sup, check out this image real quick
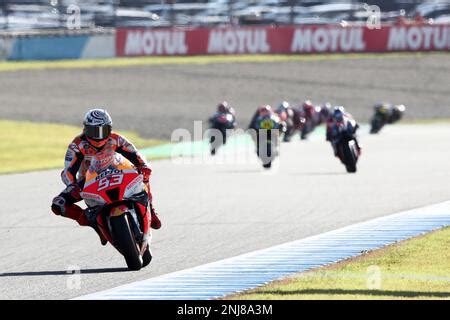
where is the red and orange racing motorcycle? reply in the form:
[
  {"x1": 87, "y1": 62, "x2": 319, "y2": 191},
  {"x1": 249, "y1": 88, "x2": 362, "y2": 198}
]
[{"x1": 81, "y1": 154, "x2": 152, "y2": 270}]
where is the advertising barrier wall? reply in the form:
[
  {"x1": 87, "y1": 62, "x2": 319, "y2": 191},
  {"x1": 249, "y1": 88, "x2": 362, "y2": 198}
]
[
  {"x1": 0, "y1": 23, "x2": 448, "y2": 61},
  {"x1": 116, "y1": 24, "x2": 450, "y2": 57},
  {"x1": 0, "y1": 33, "x2": 115, "y2": 60}
]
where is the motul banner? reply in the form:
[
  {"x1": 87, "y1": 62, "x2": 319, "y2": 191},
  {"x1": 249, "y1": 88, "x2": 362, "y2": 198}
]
[{"x1": 116, "y1": 24, "x2": 450, "y2": 57}]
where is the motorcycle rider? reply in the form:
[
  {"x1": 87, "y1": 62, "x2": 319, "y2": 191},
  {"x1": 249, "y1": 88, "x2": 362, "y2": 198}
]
[
  {"x1": 51, "y1": 109, "x2": 162, "y2": 246},
  {"x1": 209, "y1": 101, "x2": 237, "y2": 127},
  {"x1": 220, "y1": 101, "x2": 236, "y2": 117},
  {"x1": 275, "y1": 101, "x2": 294, "y2": 141},
  {"x1": 248, "y1": 105, "x2": 283, "y2": 153},
  {"x1": 275, "y1": 101, "x2": 291, "y2": 122},
  {"x1": 248, "y1": 105, "x2": 279, "y2": 131},
  {"x1": 299, "y1": 100, "x2": 320, "y2": 139},
  {"x1": 326, "y1": 106, "x2": 361, "y2": 157},
  {"x1": 302, "y1": 100, "x2": 316, "y2": 121},
  {"x1": 373, "y1": 102, "x2": 406, "y2": 124},
  {"x1": 370, "y1": 102, "x2": 406, "y2": 134},
  {"x1": 318, "y1": 102, "x2": 332, "y2": 125},
  {"x1": 209, "y1": 101, "x2": 237, "y2": 155}
]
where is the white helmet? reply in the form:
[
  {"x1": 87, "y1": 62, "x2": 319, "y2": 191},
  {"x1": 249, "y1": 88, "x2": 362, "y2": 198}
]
[{"x1": 83, "y1": 109, "x2": 113, "y2": 146}]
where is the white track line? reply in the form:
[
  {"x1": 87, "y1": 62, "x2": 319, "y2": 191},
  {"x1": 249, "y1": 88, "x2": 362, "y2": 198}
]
[{"x1": 75, "y1": 201, "x2": 450, "y2": 300}]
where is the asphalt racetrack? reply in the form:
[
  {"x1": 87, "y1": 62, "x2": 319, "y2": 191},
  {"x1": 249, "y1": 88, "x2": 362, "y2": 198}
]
[
  {"x1": 0, "y1": 53, "x2": 449, "y2": 139},
  {"x1": 1, "y1": 124, "x2": 450, "y2": 299},
  {"x1": 0, "y1": 54, "x2": 449, "y2": 299}
]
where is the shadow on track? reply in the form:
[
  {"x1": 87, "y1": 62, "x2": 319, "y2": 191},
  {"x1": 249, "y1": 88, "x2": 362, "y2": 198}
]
[
  {"x1": 0, "y1": 267, "x2": 128, "y2": 277},
  {"x1": 258, "y1": 288, "x2": 450, "y2": 298}
]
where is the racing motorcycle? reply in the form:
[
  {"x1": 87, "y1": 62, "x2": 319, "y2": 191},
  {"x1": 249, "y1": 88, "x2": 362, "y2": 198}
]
[
  {"x1": 81, "y1": 153, "x2": 152, "y2": 270},
  {"x1": 300, "y1": 106, "x2": 321, "y2": 140},
  {"x1": 209, "y1": 112, "x2": 236, "y2": 155},
  {"x1": 253, "y1": 115, "x2": 281, "y2": 169},
  {"x1": 370, "y1": 104, "x2": 406, "y2": 134},
  {"x1": 330, "y1": 121, "x2": 360, "y2": 173},
  {"x1": 275, "y1": 105, "x2": 295, "y2": 142},
  {"x1": 370, "y1": 106, "x2": 391, "y2": 134}
]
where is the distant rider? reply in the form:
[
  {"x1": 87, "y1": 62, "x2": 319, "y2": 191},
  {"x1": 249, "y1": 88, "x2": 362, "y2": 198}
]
[
  {"x1": 299, "y1": 100, "x2": 320, "y2": 139},
  {"x1": 302, "y1": 100, "x2": 317, "y2": 122},
  {"x1": 248, "y1": 105, "x2": 281, "y2": 131},
  {"x1": 209, "y1": 101, "x2": 237, "y2": 128},
  {"x1": 326, "y1": 106, "x2": 361, "y2": 157},
  {"x1": 318, "y1": 102, "x2": 332, "y2": 125},
  {"x1": 275, "y1": 101, "x2": 294, "y2": 141},
  {"x1": 208, "y1": 101, "x2": 237, "y2": 155},
  {"x1": 373, "y1": 102, "x2": 406, "y2": 124},
  {"x1": 248, "y1": 104, "x2": 283, "y2": 143},
  {"x1": 51, "y1": 109, "x2": 162, "y2": 245}
]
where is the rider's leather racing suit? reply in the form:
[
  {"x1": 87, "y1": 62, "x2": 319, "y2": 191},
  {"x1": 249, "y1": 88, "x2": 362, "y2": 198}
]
[
  {"x1": 51, "y1": 132, "x2": 157, "y2": 232},
  {"x1": 326, "y1": 114, "x2": 361, "y2": 156}
]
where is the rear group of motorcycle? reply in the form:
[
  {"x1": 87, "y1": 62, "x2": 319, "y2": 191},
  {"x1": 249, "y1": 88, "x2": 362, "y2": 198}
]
[{"x1": 208, "y1": 102, "x2": 406, "y2": 173}]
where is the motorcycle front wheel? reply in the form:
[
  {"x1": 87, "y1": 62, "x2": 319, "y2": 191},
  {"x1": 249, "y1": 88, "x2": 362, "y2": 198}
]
[
  {"x1": 342, "y1": 141, "x2": 357, "y2": 173},
  {"x1": 370, "y1": 116, "x2": 384, "y2": 134},
  {"x1": 110, "y1": 214, "x2": 143, "y2": 271}
]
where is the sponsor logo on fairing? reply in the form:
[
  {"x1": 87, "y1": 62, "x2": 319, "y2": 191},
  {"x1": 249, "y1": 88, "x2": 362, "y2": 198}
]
[
  {"x1": 124, "y1": 175, "x2": 144, "y2": 198},
  {"x1": 95, "y1": 168, "x2": 123, "y2": 181},
  {"x1": 80, "y1": 192, "x2": 105, "y2": 203}
]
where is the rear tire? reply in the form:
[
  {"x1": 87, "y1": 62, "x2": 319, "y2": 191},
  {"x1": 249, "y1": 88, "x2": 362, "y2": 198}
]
[{"x1": 110, "y1": 215, "x2": 142, "y2": 271}]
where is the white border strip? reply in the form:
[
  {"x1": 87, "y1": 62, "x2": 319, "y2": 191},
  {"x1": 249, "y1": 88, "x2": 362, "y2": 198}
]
[{"x1": 75, "y1": 201, "x2": 450, "y2": 300}]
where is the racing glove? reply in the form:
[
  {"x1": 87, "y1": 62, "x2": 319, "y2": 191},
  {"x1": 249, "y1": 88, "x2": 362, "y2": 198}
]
[
  {"x1": 138, "y1": 166, "x2": 152, "y2": 184},
  {"x1": 68, "y1": 183, "x2": 82, "y2": 200}
]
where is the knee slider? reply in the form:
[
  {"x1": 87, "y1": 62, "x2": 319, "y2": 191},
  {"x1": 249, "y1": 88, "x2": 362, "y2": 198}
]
[{"x1": 51, "y1": 196, "x2": 66, "y2": 216}]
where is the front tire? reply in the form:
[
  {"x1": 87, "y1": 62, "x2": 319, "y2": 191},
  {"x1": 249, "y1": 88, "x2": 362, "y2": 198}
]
[
  {"x1": 110, "y1": 214, "x2": 143, "y2": 271},
  {"x1": 370, "y1": 116, "x2": 384, "y2": 134},
  {"x1": 209, "y1": 125, "x2": 226, "y2": 156},
  {"x1": 263, "y1": 161, "x2": 272, "y2": 169},
  {"x1": 342, "y1": 141, "x2": 357, "y2": 173}
]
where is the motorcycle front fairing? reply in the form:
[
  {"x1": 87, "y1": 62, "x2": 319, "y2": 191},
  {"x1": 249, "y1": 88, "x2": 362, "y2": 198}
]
[
  {"x1": 332, "y1": 121, "x2": 359, "y2": 168},
  {"x1": 80, "y1": 154, "x2": 149, "y2": 246}
]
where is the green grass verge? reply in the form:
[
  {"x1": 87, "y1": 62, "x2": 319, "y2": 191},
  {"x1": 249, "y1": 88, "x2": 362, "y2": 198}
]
[
  {"x1": 0, "y1": 52, "x2": 446, "y2": 72},
  {"x1": 0, "y1": 119, "x2": 165, "y2": 174},
  {"x1": 228, "y1": 227, "x2": 450, "y2": 300}
]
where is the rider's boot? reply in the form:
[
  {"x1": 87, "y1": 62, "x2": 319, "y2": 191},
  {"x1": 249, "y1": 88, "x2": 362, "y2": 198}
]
[
  {"x1": 88, "y1": 221, "x2": 108, "y2": 246},
  {"x1": 84, "y1": 207, "x2": 108, "y2": 246},
  {"x1": 149, "y1": 202, "x2": 162, "y2": 230}
]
